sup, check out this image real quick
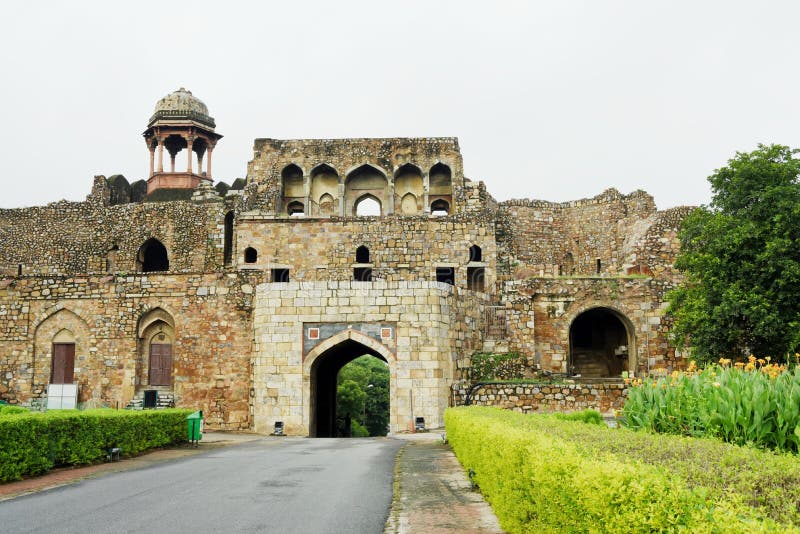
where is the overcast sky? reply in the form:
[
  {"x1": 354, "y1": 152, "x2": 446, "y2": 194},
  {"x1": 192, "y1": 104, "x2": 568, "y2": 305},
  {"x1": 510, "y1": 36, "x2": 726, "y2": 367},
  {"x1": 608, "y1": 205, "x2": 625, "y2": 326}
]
[{"x1": 1, "y1": 1, "x2": 797, "y2": 210}]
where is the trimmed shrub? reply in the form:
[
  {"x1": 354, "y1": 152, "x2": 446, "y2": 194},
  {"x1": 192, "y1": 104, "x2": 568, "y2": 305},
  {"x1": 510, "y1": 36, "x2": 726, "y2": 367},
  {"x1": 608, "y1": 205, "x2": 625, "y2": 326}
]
[
  {"x1": 0, "y1": 409, "x2": 191, "y2": 482},
  {"x1": 0, "y1": 405, "x2": 28, "y2": 415},
  {"x1": 446, "y1": 406, "x2": 799, "y2": 533},
  {"x1": 552, "y1": 409, "x2": 605, "y2": 425}
]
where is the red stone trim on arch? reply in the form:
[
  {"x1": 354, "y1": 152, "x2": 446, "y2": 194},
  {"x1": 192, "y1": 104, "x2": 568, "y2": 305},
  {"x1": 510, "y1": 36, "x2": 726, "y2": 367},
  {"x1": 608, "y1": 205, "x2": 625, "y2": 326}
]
[{"x1": 302, "y1": 328, "x2": 395, "y2": 373}]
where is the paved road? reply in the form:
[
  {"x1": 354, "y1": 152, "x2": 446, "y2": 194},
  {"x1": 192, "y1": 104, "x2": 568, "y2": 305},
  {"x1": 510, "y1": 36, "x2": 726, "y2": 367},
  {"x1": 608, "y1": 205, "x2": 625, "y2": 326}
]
[{"x1": 0, "y1": 437, "x2": 403, "y2": 534}]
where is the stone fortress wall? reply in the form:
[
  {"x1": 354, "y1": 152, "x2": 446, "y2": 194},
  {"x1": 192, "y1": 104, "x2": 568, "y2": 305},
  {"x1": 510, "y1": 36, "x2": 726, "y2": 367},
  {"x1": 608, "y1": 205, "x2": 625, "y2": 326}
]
[{"x1": 0, "y1": 90, "x2": 694, "y2": 434}]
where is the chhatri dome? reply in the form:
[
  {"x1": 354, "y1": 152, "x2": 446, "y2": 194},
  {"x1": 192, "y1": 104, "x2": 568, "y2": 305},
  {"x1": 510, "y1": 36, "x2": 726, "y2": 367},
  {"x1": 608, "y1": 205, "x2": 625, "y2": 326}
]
[
  {"x1": 148, "y1": 87, "x2": 215, "y2": 129},
  {"x1": 143, "y1": 88, "x2": 222, "y2": 194}
]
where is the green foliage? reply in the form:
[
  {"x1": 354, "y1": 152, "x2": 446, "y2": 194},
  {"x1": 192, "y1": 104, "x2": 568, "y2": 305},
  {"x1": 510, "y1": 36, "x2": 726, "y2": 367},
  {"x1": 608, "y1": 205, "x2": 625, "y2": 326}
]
[
  {"x1": 0, "y1": 404, "x2": 28, "y2": 415},
  {"x1": 446, "y1": 407, "x2": 800, "y2": 533},
  {"x1": 468, "y1": 352, "x2": 525, "y2": 381},
  {"x1": 552, "y1": 409, "x2": 605, "y2": 425},
  {"x1": 350, "y1": 420, "x2": 369, "y2": 437},
  {"x1": 669, "y1": 144, "x2": 800, "y2": 363},
  {"x1": 0, "y1": 409, "x2": 191, "y2": 482},
  {"x1": 336, "y1": 355, "x2": 389, "y2": 436},
  {"x1": 623, "y1": 365, "x2": 800, "y2": 453}
]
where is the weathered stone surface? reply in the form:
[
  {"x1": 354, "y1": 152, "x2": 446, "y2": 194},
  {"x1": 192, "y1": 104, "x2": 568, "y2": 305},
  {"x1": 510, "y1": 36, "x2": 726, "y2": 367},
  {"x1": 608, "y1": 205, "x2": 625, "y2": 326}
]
[{"x1": 0, "y1": 91, "x2": 693, "y2": 434}]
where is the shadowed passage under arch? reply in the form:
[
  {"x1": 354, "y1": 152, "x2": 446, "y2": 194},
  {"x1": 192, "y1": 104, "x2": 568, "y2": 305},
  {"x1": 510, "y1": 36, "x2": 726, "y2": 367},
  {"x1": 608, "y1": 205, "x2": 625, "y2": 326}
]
[
  {"x1": 309, "y1": 338, "x2": 389, "y2": 437},
  {"x1": 569, "y1": 307, "x2": 633, "y2": 378}
]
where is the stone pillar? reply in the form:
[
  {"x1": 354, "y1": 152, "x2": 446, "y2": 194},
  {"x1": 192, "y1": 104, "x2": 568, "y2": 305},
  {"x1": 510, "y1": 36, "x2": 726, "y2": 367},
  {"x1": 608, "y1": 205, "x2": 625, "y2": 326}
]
[
  {"x1": 157, "y1": 138, "x2": 164, "y2": 173},
  {"x1": 303, "y1": 173, "x2": 311, "y2": 216},
  {"x1": 338, "y1": 182, "x2": 345, "y2": 216},
  {"x1": 186, "y1": 137, "x2": 194, "y2": 173},
  {"x1": 148, "y1": 145, "x2": 155, "y2": 177},
  {"x1": 170, "y1": 151, "x2": 175, "y2": 172},
  {"x1": 387, "y1": 179, "x2": 395, "y2": 214},
  {"x1": 206, "y1": 146, "x2": 213, "y2": 179},
  {"x1": 423, "y1": 172, "x2": 430, "y2": 214}
]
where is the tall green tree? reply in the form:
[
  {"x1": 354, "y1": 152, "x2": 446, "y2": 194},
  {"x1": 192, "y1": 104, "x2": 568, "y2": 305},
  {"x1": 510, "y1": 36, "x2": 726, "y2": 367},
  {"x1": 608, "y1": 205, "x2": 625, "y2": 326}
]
[
  {"x1": 669, "y1": 144, "x2": 800, "y2": 363},
  {"x1": 336, "y1": 355, "x2": 390, "y2": 436}
]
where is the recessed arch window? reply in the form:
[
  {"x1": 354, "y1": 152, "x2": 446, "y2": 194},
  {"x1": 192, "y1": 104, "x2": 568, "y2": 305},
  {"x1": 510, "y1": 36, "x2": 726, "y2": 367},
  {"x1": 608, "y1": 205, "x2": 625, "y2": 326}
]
[
  {"x1": 287, "y1": 201, "x2": 305, "y2": 217},
  {"x1": 244, "y1": 247, "x2": 258, "y2": 264},
  {"x1": 469, "y1": 244, "x2": 482, "y2": 262},
  {"x1": 430, "y1": 199, "x2": 450, "y2": 216},
  {"x1": 355, "y1": 195, "x2": 381, "y2": 216},
  {"x1": 356, "y1": 245, "x2": 370, "y2": 263},
  {"x1": 136, "y1": 238, "x2": 169, "y2": 272}
]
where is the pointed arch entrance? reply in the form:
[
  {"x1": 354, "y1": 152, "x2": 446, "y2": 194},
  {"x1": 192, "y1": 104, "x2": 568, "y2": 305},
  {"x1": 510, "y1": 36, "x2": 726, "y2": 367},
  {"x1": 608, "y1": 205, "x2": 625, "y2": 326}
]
[
  {"x1": 303, "y1": 330, "x2": 394, "y2": 437},
  {"x1": 569, "y1": 307, "x2": 635, "y2": 378}
]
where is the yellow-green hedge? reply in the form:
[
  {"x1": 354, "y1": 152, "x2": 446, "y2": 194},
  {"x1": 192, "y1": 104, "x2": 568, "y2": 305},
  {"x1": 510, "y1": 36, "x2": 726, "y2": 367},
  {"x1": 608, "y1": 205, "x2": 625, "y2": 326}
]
[
  {"x1": 445, "y1": 407, "x2": 797, "y2": 533},
  {"x1": 0, "y1": 409, "x2": 191, "y2": 482}
]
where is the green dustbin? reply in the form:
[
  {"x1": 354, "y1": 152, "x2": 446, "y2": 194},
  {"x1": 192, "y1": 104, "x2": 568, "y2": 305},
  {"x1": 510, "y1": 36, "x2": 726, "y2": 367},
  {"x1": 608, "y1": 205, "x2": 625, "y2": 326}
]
[{"x1": 187, "y1": 410, "x2": 203, "y2": 445}]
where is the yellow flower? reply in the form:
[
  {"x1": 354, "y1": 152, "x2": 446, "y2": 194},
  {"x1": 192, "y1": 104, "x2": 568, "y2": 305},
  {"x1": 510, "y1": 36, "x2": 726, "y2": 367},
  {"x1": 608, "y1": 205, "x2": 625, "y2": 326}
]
[{"x1": 713, "y1": 382, "x2": 721, "y2": 388}]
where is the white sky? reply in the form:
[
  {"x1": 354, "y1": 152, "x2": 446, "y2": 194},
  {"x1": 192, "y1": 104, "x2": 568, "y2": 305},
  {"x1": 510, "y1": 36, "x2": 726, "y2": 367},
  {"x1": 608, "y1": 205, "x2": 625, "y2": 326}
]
[{"x1": 1, "y1": 1, "x2": 798, "y2": 210}]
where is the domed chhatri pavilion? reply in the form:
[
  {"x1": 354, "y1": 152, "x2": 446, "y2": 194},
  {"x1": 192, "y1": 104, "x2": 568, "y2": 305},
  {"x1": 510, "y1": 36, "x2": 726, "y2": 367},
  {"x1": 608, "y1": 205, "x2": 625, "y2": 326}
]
[
  {"x1": 0, "y1": 88, "x2": 693, "y2": 435},
  {"x1": 143, "y1": 88, "x2": 223, "y2": 194}
]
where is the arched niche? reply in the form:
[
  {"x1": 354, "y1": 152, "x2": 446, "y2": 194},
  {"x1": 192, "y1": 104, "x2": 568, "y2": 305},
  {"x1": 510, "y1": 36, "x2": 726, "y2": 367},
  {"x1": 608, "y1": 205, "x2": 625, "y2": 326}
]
[
  {"x1": 281, "y1": 164, "x2": 304, "y2": 215},
  {"x1": 394, "y1": 164, "x2": 423, "y2": 214},
  {"x1": 345, "y1": 165, "x2": 387, "y2": 216},
  {"x1": 429, "y1": 162, "x2": 453, "y2": 214},
  {"x1": 310, "y1": 164, "x2": 340, "y2": 216},
  {"x1": 136, "y1": 238, "x2": 169, "y2": 272}
]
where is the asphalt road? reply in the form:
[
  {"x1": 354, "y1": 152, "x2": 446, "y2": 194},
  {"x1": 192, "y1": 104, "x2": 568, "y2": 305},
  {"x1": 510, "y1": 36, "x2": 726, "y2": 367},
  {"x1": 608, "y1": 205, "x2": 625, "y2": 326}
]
[{"x1": 0, "y1": 437, "x2": 404, "y2": 534}]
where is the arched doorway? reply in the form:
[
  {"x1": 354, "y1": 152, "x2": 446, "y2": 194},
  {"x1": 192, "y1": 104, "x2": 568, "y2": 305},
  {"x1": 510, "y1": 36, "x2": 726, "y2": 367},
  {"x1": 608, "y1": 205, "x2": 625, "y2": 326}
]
[
  {"x1": 569, "y1": 307, "x2": 634, "y2": 378},
  {"x1": 137, "y1": 308, "x2": 175, "y2": 389},
  {"x1": 305, "y1": 332, "x2": 393, "y2": 437}
]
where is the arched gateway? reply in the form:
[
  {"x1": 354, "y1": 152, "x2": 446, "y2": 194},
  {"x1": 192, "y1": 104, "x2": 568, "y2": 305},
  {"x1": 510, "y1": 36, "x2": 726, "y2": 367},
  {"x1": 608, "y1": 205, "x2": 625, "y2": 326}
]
[
  {"x1": 303, "y1": 330, "x2": 394, "y2": 437},
  {"x1": 569, "y1": 307, "x2": 635, "y2": 378}
]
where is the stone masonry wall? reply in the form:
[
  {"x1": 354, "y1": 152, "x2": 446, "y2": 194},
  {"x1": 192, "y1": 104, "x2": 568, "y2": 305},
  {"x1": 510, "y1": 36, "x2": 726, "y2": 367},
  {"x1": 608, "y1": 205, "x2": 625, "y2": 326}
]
[
  {"x1": 502, "y1": 276, "x2": 679, "y2": 376},
  {"x1": 243, "y1": 137, "x2": 466, "y2": 213},
  {"x1": 0, "y1": 177, "x2": 231, "y2": 277},
  {"x1": 0, "y1": 272, "x2": 258, "y2": 430},
  {"x1": 496, "y1": 189, "x2": 686, "y2": 278},
  {"x1": 235, "y1": 217, "x2": 496, "y2": 290},
  {"x1": 252, "y1": 281, "x2": 491, "y2": 435},
  {"x1": 452, "y1": 382, "x2": 628, "y2": 414}
]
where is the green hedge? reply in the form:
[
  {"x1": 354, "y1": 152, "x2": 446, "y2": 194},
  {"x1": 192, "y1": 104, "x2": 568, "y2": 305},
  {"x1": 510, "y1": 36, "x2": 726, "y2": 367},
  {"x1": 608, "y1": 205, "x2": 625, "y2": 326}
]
[
  {"x1": 445, "y1": 407, "x2": 800, "y2": 533},
  {"x1": 0, "y1": 409, "x2": 191, "y2": 482}
]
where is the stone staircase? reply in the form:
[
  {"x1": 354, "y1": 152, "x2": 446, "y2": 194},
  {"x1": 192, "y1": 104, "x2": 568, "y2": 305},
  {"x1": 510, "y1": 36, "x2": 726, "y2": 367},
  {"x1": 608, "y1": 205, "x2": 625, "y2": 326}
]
[
  {"x1": 125, "y1": 389, "x2": 175, "y2": 410},
  {"x1": 571, "y1": 351, "x2": 612, "y2": 378}
]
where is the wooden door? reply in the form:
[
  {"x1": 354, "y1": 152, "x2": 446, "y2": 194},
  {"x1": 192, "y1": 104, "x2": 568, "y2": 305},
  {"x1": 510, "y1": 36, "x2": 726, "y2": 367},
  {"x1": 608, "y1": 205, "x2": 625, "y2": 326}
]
[
  {"x1": 51, "y1": 343, "x2": 75, "y2": 384},
  {"x1": 149, "y1": 343, "x2": 173, "y2": 386}
]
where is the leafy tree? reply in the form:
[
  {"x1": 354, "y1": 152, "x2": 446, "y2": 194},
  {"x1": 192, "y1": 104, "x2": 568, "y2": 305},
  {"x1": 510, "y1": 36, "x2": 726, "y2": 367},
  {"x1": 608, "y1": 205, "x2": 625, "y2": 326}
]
[
  {"x1": 336, "y1": 355, "x2": 390, "y2": 436},
  {"x1": 669, "y1": 144, "x2": 800, "y2": 363}
]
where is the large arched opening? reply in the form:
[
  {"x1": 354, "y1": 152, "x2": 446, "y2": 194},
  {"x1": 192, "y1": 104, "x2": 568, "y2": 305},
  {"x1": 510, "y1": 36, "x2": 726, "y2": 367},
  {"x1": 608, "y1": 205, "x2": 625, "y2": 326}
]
[
  {"x1": 569, "y1": 307, "x2": 634, "y2": 378},
  {"x1": 305, "y1": 332, "x2": 393, "y2": 437}
]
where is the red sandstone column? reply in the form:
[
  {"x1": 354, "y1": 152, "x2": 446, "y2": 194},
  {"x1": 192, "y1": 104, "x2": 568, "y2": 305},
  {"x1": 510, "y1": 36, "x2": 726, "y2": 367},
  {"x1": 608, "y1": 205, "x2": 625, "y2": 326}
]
[
  {"x1": 206, "y1": 146, "x2": 213, "y2": 179},
  {"x1": 157, "y1": 139, "x2": 164, "y2": 173},
  {"x1": 149, "y1": 146, "x2": 155, "y2": 177},
  {"x1": 187, "y1": 138, "x2": 194, "y2": 173}
]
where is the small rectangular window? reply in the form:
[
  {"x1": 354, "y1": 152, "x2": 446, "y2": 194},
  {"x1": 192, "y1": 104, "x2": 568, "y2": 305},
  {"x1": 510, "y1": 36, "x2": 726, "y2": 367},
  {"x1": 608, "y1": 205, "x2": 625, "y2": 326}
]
[
  {"x1": 353, "y1": 267, "x2": 372, "y2": 281},
  {"x1": 271, "y1": 268, "x2": 290, "y2": 283},
  {"x1": 435, "y1": 267, "x2": 455, "y2": 285},
  {"x1": 467, "y1": 267, "x2": 485, "y2": 291},
  {"x1": 596, "y1": 259, "x2": 602, "y2": 274}
]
